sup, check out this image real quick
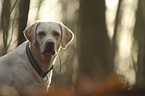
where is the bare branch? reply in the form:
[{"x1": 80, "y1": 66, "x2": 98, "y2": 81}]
[
  {"x1": 8, "y1": 11, "x2": 18, "y2": 48},
  {"x1": 112, "y1": 0, "x2": 122, "y2": 43},
  {"x1": 9, "y1": 0, "x2": 18, "y2": 16},
  {"x1": 1, "y1": 0, "x2": 10, "y2": 54}
]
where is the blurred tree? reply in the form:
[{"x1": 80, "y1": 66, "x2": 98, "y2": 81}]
[
  {"x1": 78, "y1": 0, "x2": 113, "y2": 78},
  {"x1": 18, "y1": 0, "x2": 30, "y2": 45},
  {"x1": 51, "y1": 0, "x2": 78, "y2": 87},
  {"x1": 1, "y1": 0, "x2": 10, "y2": 54},
  {"x1": 134, "y1": 0, "x2": 145, "y2": 86},
  {"x1": 112, "y1": 0, "x2": 122, "y2": 63},
  {"x1": 1, "y1": 0, "x2": 18, "y2": 54}
]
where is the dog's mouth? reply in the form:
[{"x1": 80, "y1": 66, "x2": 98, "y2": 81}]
[
  {"x1": 42, "y1": 42, "x2": 56, "y2": 55},
  {"x1": 43, "y1": 49, "x2": 55, "y2": 55}
]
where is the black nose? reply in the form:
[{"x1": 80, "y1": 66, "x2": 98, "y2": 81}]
[{"x1": 43, "y1": 41, "x2": 55, "y2": 55}]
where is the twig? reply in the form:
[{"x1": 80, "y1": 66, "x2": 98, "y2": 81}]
[
  {"x1": 58, "y1": 54, "x2": 62, "y2": 74},
  {"x1": 9, "y1": 0, "x2": 18, "y2": 16},
  {"x1": 1, "y1": 0, "x2": 9, "y2": 54},
  {"x1": 8, "y1": 11, "x2": 17, "y2": 48},
  {"x1": 6, "y1": 0, "x2": 18, "y2": 49},
  {"x1": 1, "y1": 0, "x2": 18, "y2": 54},
  {"x1": 113, "y1": 0, "x2": 122, "y2": 43},
  {"x1": 35, "y1": 0, "x2": 44, "y2": 20},
  {"x1": 132, "y1": 54, "x2": 137, "y2": 73}
]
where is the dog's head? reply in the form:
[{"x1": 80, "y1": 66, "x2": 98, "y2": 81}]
[{"x1": 24, "y1": 21, "x2": 74, "y2": 55}]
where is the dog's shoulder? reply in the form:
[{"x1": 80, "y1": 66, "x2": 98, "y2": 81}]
[{"x1": 15, "y1": 41, "x2": 28, "y2": 56}]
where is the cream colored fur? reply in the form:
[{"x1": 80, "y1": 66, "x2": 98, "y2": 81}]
[{"x1": 0, "y1": 21, "x2": 74, "y2": 96}]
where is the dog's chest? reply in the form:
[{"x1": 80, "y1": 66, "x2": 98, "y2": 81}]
[{"x1": 0, "y1": 42, "x2": 49, "y2": 90}]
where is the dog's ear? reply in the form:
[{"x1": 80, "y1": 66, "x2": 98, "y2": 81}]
[
  {"x1": 59, "y1": 23, "x2": 74, "y2": 48},
  {"x1": 24, "y1": 22, "x2": 40, "y2": 42}
]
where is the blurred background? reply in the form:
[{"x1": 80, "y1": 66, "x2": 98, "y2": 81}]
[{"x1": 0, "y1": 0, "x2": 145, "y2": 95}]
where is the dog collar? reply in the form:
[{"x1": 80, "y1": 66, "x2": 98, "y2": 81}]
[{"x1": 26, "y1": 42, "x2": 54, "y2": 78}]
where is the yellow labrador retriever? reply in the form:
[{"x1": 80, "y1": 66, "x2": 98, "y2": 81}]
[{"x1": 0, "y1": 21, "x2": 74, "y2": 96}]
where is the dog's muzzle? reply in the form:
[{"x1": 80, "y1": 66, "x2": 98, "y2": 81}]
[{"x1": 43, "y1": 41, "x2": 55, "y2": 55}]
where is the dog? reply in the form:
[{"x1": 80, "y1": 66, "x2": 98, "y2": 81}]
[{"x1": 0, "y1": 21, "x2": 74, "y2": 96}]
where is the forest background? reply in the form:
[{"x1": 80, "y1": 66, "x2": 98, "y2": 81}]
[{"x1": 0, "y1": 0, "x2": 145, "y2": 95}]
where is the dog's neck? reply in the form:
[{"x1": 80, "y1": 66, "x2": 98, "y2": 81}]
[{"x1": 29, "y1": 43, "x2": 55, "y2": 72}]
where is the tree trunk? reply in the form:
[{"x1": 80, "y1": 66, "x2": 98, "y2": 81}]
[
  {"x1": 18, "y1": 0, "x2": 30, "y2": 45},
  {"x1": 78, "y1": 0, "x2": 113, "y2": 78},
  {"x1": 134, "y1": 0, "x2": 145, "y2": 86},
  {"x1": 1, "y1": 0, "x2": 10, "y2": 54}
]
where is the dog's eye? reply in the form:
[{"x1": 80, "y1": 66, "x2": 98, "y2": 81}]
[
  {"x1": 53, "y1": 32, "x2": 60, "y2": 37},
  {"x1": 38, "y1": 31, "x2": 45, "y2": 37}
]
